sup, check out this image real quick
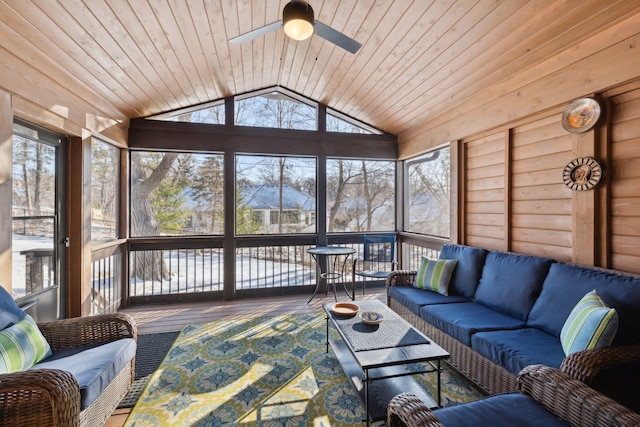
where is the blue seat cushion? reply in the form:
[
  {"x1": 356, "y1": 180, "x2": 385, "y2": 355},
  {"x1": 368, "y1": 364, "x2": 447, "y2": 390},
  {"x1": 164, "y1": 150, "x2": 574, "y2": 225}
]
[
  {"x1": 439, "y1": 244, "x2": 488, "y2": 298},
  {"x1": 471, "y1": 328, "x2": 565, "y2": 375},
  {"x1": 389, "y1": 286, "x2": 469, "y2": 315},
  {"x1": 32, "y1": 338, "x2": 136, "y2": 410},
  {"x1": 419, "y1": 302, "x2": 526, "y2": 346},
  {"x1": 473, "y1": 251, "x2": 554, "y2": 321},
  {"x1": 434, "y1": 393, "x2": 569, "y2": 427},
  {"x1": 528, "y1": 263, "x2": 640, "y2": 345},
  {"x1": 0, "y1": 286, "x2": 26, "y2": 330}
]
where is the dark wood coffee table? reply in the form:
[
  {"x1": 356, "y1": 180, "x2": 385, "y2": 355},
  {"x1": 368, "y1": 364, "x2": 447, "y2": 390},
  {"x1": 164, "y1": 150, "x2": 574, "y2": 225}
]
[{"x1": 323, "y1": 300, "x2": 449, "y2": 425}]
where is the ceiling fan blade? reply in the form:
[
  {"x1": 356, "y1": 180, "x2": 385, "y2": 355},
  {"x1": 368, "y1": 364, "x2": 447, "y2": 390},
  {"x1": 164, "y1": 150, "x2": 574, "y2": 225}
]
[
  {"x1": 229, "y1": 21, "x2": 282, "y2": 45},
  {"x1": 314, "y1": 21, "x2": 361, "y2": 54}
]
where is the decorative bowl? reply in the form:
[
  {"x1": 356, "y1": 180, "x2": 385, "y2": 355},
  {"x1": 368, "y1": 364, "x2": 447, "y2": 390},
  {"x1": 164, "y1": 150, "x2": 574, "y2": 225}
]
[
  {"x1": 331, "y1": 302, "x2": 359, "y2": 317},
  {"x1": 359, "y1": 311, "x2": 384, "y2": 325}
]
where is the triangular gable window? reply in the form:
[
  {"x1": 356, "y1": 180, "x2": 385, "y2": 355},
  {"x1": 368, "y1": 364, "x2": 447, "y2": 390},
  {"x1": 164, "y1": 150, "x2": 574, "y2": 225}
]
[
  {"x1": 327, "y1": 110, "x2": 378, "y2": 134},
  {"x1": 147, "y1": 102, "x2": 225, "y2": 125},
  {"x1": 235, "y1": 90, "x2": 316, "y2": 130}
]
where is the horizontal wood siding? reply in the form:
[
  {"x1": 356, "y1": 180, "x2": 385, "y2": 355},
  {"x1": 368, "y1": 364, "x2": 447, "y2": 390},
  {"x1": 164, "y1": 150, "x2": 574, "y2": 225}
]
[
  {"x1": 464, "y1": 133, "x2": 506, "y2": 250},
  {"x1": 510, "y1": 115, "x2": 573, "y2": 260},
  {"x1": 610, "y1": 88, "x2": 640, "y2": 272}
]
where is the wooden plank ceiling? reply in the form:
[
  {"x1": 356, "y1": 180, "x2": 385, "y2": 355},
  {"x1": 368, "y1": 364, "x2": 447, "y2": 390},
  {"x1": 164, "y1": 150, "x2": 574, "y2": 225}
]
[{"x1": 0, "y1": 0, "x2": 636, "y2": 136}]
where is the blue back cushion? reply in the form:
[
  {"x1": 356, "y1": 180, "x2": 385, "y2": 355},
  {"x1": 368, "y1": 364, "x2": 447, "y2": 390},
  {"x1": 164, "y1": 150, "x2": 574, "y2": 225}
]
[
  {"x1": 438, "y1": 244, "x2": 488, "y2": 298},
  {"x1": 528, "y1": 263, "x2": 640, "y2": 345},
  {"x1": 473, "y1": 251, "x2": 554, "y2": 321},
  {"x1": 0, "y1": 286, "x2": 26, "y2": 330}
]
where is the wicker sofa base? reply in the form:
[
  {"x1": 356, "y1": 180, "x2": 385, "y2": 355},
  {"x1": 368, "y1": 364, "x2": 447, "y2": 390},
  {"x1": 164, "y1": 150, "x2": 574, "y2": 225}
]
[
  {"x1": 389, "y1": 299, "x2": 518, "y2": 395},
  {"x1": 79, "y1": 361, "x2": 133, "y2": 427}
]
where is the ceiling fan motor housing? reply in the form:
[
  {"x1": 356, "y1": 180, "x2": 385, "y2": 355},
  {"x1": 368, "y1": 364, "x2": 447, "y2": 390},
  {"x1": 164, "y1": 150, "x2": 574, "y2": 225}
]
[{"x1": 283, "y1": 1, "x2": 315, "y2": 41}]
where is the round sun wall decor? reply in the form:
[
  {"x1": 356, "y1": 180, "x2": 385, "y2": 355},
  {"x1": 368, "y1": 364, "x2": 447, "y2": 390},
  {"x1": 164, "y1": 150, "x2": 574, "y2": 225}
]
[{"x1": 562, "y1": 157, "x2": 603, "y2": 191}]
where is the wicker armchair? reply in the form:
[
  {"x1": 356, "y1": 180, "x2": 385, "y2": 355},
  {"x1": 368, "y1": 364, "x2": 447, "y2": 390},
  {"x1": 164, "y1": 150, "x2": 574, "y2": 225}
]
[
  {"x1": 0, "y1": 313, "x2": 137, "y2": 427},
  {"x1": 387, "y1": 365, "x2": 640, "y2": 427}
]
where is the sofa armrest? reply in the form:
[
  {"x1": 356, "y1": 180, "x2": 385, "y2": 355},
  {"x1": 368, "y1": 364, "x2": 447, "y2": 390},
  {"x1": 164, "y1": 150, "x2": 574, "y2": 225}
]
[
  {"x1": 559, "y1": 343, "x2": 640, "y2": 383},
  {"x1": 386, "y1": 270, "x2": 417, "y2": 288},
  {"x1": 38, "y1": 312, "x2": 137, "y2": 350},
  {"x1": 518, "y1": 364, "x2": 640, "y2": 427},
  {"x1": 387, "y1": 392, "x2": 444, "y2": 427},
  {"x1": 0, "y1": 368, "x2": 81, "y2": 427}
]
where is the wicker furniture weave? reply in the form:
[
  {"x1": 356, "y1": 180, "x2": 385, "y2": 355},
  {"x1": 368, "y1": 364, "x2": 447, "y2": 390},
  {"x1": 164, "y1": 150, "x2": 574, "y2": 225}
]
[
  {"x1": 0, "y1": 312, "x2": 137, "y2": 427},
  {"x1": 387, "y1": 270, "x2": 640, "y2": 405},
  {"x1": 387, "y1": 365, "x2": 640, "y2": 427}
]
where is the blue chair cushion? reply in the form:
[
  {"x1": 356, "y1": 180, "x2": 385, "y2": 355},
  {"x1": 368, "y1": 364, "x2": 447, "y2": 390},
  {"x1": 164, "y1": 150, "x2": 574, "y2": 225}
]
[
  {"x1": 471, "y1": 328, "x2": 565, "y2": 375},
  {"x1": 389, "y1": 286, "x2": 469, "y2": 315},
  {"x1": 419, "y1": 302, "x2": 526, "y2": 346},
  {"x1": 528, "y1": 263, "x2": 640, "y2": 345},
  {"x1": 0, "y1": 286, "x2": 26, "y2": 330},
  {"x1": 434, "y1": 393, "x2": 569, "y2": 427},
  {"x1": 473, "y1": 251, "x2": 554, "y2": 321},
  {"x1": 439, "y1": 244, "x2": 488, "y2": 298},
  {"x1": 32, "y1": 338, "x2": 136, "y2": 410}
]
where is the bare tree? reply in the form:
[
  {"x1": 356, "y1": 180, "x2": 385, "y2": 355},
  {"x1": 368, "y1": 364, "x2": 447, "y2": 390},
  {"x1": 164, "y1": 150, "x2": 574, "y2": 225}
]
[{"x1": 130, "y1": 153, "x2": 178, "y2": 280}]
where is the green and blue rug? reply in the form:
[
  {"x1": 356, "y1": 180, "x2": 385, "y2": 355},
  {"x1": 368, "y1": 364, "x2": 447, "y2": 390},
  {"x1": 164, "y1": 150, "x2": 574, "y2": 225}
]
[{"x1": 125, "y1": 313, "x2": 484, "y2": 426}]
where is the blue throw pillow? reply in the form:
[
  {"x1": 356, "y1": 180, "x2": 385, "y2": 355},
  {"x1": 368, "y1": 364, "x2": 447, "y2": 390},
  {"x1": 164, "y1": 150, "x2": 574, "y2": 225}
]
[
  {"x1": 414, "y1": 257, "x2": 458, "y2": 296},
  {"x1": 439, "y1": 244, "x2": 488, "y2": 297},
  {"x1": 560, "y1": 290, "x2": 618, "y2": 356},
  {"x1": 0, "y1": 286, "x2": 27, "y2": 330},
  {"x1": 0, "y1": 314, "x2": 52, "y2": 373}
]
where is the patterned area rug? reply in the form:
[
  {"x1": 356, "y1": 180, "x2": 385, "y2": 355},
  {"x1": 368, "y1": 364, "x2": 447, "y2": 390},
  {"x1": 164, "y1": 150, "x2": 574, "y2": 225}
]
[{"x1": 125, "y1": 313, "x2": 484, "y2": 426}]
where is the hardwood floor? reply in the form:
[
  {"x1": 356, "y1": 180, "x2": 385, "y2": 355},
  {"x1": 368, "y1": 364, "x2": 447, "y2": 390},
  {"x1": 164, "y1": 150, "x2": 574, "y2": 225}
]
[{"x1": 106, "y1": 288, "x2": 387, "y2": 426}]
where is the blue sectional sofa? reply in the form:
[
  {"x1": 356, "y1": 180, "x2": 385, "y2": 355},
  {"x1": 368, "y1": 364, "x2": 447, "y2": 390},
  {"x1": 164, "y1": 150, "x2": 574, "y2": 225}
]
[
  {"x1": 387, "y1": 244, "x2": 640, "y2": 411},
  {"x1": 0, "y1": 286, "x2": 137, "y2": 427}
]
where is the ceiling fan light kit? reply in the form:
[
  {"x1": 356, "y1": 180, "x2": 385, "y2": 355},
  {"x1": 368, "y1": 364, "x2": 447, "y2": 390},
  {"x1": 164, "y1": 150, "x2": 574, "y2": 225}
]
[
  {"x1": 229, "y1": 1, "x2": 361, "y2": 54},
  {"x1": 283, "y1": 1, "x2": 315, "y2": 41}
]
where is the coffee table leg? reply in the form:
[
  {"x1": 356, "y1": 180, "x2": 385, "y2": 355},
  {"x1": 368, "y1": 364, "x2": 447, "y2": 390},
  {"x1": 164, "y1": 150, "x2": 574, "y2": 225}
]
[
  {"x1": 364, "y1": 368, "x2": 370, "y2": 427},
  {"x1": 437, "y1": 360, "x2": 442, "y2": 407},
  {"x1": 325, "y1": 315, "x2": 329, "y2": 353}
]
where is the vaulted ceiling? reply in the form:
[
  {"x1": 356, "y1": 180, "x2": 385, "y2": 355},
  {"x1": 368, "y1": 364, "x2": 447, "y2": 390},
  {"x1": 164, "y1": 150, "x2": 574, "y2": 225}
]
[{"x1": 1, "y1": 0, "x2": 637, "y2": 137}]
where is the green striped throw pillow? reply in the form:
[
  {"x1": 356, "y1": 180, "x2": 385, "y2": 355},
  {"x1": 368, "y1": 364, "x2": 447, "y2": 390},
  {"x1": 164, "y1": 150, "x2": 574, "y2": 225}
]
[
  {"x1": 560, "y1": 290, "x2": 618, "y2": 356},
  {"x1": 414, "y1": 257, "x2": 458, "y2": 295},
  {"x1": 0, "y1": 314, "x2": 52, "y2": 373}
]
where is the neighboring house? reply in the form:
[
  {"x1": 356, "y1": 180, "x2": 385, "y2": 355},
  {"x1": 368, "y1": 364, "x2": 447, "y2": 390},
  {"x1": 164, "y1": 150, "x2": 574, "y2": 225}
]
[{"x1": 240, "y1": 184, "x2": 316, "y2": 233}]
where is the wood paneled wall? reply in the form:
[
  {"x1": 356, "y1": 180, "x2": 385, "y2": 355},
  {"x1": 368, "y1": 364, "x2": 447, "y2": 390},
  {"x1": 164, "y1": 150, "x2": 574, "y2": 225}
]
[
  {"x1": 610, "y1": 87, "x2": 640, "y2": 272},
  {"x1": 419, "y1": 81, "x2": 640, "y2": 273},
  {"x1": 510, "y1": 116, "x2": 573, "y2": 260},
  {"x1": 464, "y1": 132, "x2": 506, "y2": 251}
]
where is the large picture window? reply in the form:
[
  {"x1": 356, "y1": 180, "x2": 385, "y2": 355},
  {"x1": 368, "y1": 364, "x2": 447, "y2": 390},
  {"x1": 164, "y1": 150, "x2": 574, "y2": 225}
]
[
  {"x1": 406, "y1": 147, "x2": 450, "y2": 238},
  {"x1": 130, "y1": 151, "x2": 224, "y2": 236},
  {"x1": 91, "y1": 139, "x2": 119, "y2": 241},
  {"x1": 326, "y1": 159, "x2": 395, "y2": 232},
  {"x1": 236, "y1": 155, "x2": 316, "y2": 235}
]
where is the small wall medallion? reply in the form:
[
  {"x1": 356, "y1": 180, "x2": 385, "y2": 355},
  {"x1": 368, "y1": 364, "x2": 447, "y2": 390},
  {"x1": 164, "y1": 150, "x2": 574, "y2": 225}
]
[
  {"x1": 562, "y1": 98, "x2": 601, "y2": 134},
  {"x1": 562, "y1": 157, "x2": 603, "y2": 191}
]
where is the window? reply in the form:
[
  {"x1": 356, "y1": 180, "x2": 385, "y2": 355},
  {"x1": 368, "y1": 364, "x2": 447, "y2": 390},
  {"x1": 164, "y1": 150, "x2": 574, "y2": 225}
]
[
  {"x1": 130, "y1": 152, "x2": 224, "y2": 236},
  {"x1": 327, "y1": 110, "x2": 377, "y2": 134},
  {"x1": 326, "y1": 159, "x2": 395, "y2": 232},
  {"x1": 235, "y1": 91, "x2": 316, "y2": 130},
  {"x1": 236, "y1": 155, "x2": 316, "y2": 235},
  {"x1": 11, "y1": 124, "x2": 60, "y2": 300},
  {"x1": 91, "y1": 139, "x2": 119, "y2": 241},
  {"x1": 147, "y1": 101, "x2": 225, "y2": 125},
  {"x1": 405, "y1": 146, "x2": 451, "y2": 237}
]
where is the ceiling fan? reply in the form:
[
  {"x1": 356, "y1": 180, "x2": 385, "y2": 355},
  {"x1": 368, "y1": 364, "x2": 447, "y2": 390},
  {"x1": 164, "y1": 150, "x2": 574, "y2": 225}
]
[{"x1": 229, "y1": 0, "x2": 362, "y2": 54}]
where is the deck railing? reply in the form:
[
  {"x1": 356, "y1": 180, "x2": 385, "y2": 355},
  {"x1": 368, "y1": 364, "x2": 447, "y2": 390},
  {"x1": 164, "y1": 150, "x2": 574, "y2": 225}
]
[{"x1": 88, "y1": 234, "x2": 446, "y2": 308}]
